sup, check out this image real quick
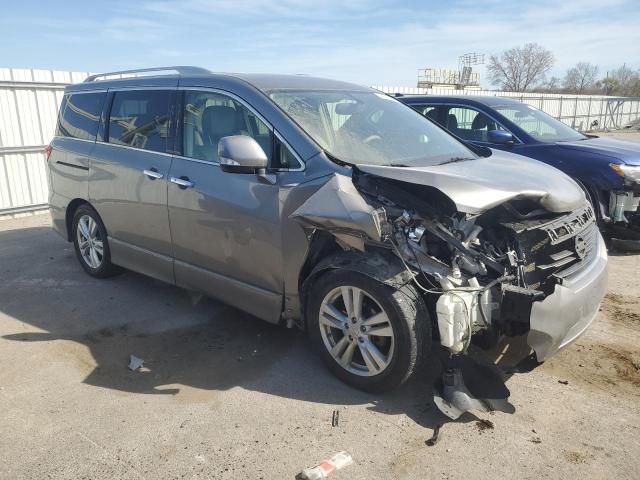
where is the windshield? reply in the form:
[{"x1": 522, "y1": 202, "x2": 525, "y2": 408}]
[
  {"x1": 268, "y1": 90, "x2": 476, "y2": 167},
  {"x1": 495, "y1": 104, "x2": 587, "y2": 142}
]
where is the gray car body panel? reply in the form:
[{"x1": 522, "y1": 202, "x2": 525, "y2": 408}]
[
  {"x1": 47, "y1": 136, "x2": 93, "y2": 236},
  {"x1": 47, "y1": 68, "x2": 605, "y2": 363},
  {"x1": 358, "y1": 150, "x2": 586, "y2": 214},
  {"x1": 527, "y1": 232, "x2": 608, "y2": 360},
  {"x1": 89, "y1": 143, "x2": 175, "y2": 283}
]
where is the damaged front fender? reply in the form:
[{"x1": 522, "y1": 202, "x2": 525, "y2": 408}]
[{"x1": 289, "y1": 173, "x2": 384, "y2": 250}]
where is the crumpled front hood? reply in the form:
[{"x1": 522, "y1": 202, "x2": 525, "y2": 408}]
[
  {"x1": 357, "y1": 150, "x2": 586, "y2": 214},
  {"x1": 557, "y1": 136, "x2": 640, "y2": 166}
]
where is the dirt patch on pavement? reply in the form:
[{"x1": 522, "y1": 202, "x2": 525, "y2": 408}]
[
  {"x1": 542, "y1": 291, "x2": 640, "y2": 397},
  {"x1": 601, "y1": 293, "x2": 640, "y2": 325},
  {"x1": 545, "y1": 341, "x2": 640, "y2": 395},
  {"x1": 600, "y1": 345, "x2": 640, "y2": 387},
  {"x1": 563, "y1": 450, "x2": 594, "y2": 464}
]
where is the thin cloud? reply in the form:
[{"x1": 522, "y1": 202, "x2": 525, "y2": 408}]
[{"x1": 1, "y1": 0, "x2": 638, "y2": 86}]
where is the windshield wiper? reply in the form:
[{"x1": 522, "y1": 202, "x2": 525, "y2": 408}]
[{"x1": 439, "y1": 157, "x2": 475, "y2": 166}]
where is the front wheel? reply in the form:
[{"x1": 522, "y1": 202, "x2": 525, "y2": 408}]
[{"x1": 306, "y1": 270, "x2": 431, "y2": 392}]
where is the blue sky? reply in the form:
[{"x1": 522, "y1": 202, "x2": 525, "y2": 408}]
[{"x1": 1, "y1": 0, "x2": 639, "y2": 87}]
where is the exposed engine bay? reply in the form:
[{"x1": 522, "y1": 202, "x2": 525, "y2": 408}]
[
  {"x1": 294, "y1": 170, "x2": 598, "y2": 357},
  {"x1": 353, "y1": 170, "x2": 598, "y2": 356}
]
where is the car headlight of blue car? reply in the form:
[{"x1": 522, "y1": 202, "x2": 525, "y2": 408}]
[{"x1": 610, "y1": 163, "x2": 640, "y2": 184}]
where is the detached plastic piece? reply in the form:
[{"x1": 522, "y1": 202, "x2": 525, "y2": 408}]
[
  {"x1": 433, "y1": 354, "x2": 516, "y2": 420},
  {"x1": 128, "y1": 355, "x2": 144, "y2": 371},
  {"x1": 296, "y1": 451, "x2": 354, "y2": 480},
  {"x1": 434, "y1": 368, "x2": 491, "y2": 420}
]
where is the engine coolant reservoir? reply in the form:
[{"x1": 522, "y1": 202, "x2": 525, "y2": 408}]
[{"x1": 436, "y1": 291, "x2": 472, "y2": 353}]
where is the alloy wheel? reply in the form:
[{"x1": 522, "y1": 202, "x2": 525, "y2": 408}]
[
  {"x1": 319, "y1": 286, "x2": 395, "y2": 377},
  {"x1": 76, "y1": 215, "x2": 104, "y2": 269}
]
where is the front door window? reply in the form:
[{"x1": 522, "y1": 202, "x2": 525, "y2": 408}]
[{"x1": 182, "y1": 91, "x2": 273, "y2": 164}]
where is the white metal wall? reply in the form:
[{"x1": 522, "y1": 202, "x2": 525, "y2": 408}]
[
  {"x1": 0, "y1": 68, "x2": 88, "y2": 215},
  {"x1": 1, "y1": 69, "x2": 640, "y2": 216},
  {"x1": 373, "y1": 86, "x2": 640, "y2": 132}
]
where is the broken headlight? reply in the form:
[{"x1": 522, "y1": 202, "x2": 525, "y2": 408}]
[{"x1": 610, "y1": 163, "x2": 640, "y2": 184}]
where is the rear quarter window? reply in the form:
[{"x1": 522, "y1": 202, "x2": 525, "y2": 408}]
[{"x1": 56, "y1": 92, "x2": 106, "y2": 141}]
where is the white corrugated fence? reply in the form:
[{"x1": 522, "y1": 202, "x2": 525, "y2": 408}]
[{"x1": 0, "y1": 68, "x2": 88, "y2": 216}]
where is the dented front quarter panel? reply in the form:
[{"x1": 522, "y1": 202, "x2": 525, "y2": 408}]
[
  {"x1": 289, "y1": 173, "x2": 383, "y2": 246},
  {"x1": 279, "y1": 152, "x2": 356, "y2": 321}
]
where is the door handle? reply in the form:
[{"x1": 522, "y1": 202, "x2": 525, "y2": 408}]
[
  {"x1": 143, "y1": 168, "x2": 164, "y2": 180},
  {"x1": 170, "y1": 176, "x2": 194, "y2": 189}
]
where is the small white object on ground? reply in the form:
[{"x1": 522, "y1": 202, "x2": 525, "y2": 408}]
[
  {"x1": 296, "y1": 451, "x2": 353, "y2": 480},
  {"x1": 128, "y1": 355, "x2": 144, "y2": 371}
]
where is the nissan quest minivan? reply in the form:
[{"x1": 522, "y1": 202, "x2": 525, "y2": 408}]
[{"x1": 46, "y1": 67, "x2": 608, "y2": 416}]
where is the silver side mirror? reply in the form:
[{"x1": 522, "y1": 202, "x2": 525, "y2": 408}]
[{"x1": 218, "y1": 135, "x2": 268, "y2": 173}]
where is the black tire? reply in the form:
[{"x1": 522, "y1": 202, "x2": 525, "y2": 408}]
[
  {"x1": 306, "y1": 269, "x2": 431, "y2": 393},
  {"x1": 71, "y1": 204, "x2": 121, "y2": 278},
  {"x1": 575, "y1": 179, "x2": 603, "y2": 223}
]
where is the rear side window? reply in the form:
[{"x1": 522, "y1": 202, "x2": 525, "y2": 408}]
[
  {"x1": 108, "y1": 90, "x2": 171, "y2": 153},
  {"x1": 56, "y1": 92, "x2": 106, "y2": 140}
]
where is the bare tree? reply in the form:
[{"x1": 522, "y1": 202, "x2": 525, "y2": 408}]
[
  {"x1": 597, "y1": 65, "x2": 640, "y2": 96},
  {"x1": 612, "y1": 65, "x2": 640, "y2": 96},
  {"x1": 487, "y1": 43, "x2": 554, "y2": 92},
  {"x1": 539, "y1": 76, "x2": 562, "y2": 92},
  {"x1": 597, "y1": 76, "x2": 618, "y2": 96},
  {"x1": 563, "y1": 62, "x2": 599, "y2": 94}
]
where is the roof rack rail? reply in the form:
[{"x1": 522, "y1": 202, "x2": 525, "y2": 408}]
[{"x1": 84, "y1": 66, "x2": 211, "y2": 82}]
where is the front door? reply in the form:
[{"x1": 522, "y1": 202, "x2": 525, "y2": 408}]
[
  {"x1": 167, "y1": 89, "x2": 283, "y2": 322},
  {"x1": 90, "y1": 89, "x2": 176, "y2": 283}
]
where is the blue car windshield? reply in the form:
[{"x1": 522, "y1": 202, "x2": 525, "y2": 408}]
[
  {"x1": 495, "y1": 104, "x2": 587, "y2": 142},
  {"x1": 268, "y1": 90, "x2": 477, "y2": 167}
]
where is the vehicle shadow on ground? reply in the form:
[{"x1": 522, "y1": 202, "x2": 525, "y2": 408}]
[{"x1": 0, "y1": 225, "x2": 513, "y2": 431}]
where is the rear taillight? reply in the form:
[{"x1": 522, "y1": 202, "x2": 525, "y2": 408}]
[{"x1": 43, "y1": 144, "x2": 52, "y2": 161}]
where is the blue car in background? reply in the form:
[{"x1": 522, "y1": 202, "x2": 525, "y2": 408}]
[{"x1": 397, "y1": 95, "x2": 640, "y2": 247}]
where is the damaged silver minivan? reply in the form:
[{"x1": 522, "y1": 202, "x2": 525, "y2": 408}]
[{"x1": 47, "y1": 67, "x2": 608, "y2": 415}]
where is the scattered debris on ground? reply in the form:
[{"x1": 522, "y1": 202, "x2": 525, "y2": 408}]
[
  {"x1": 331, "y1": 409, "x2": 340, "y2": 428},
  {"x1": 128, "y1": 355, "x2": 144, "y2": 371},
  {"x1": 296, "y1": 451, "x2": 354, "y2": 480},
  {"x1": 563, "y1": 450, "x2": 593, "y2": 465},
  {"x1": 475, "y1": 419, "x2": 495, "y2": 433}
]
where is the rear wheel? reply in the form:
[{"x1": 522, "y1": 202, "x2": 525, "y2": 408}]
[
  {"x1": 306, "y1": 270, "x2": 430, "y2": 392},
  {"x1": 71, "y1": 205, "x2": 121, "y2": 278}
]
